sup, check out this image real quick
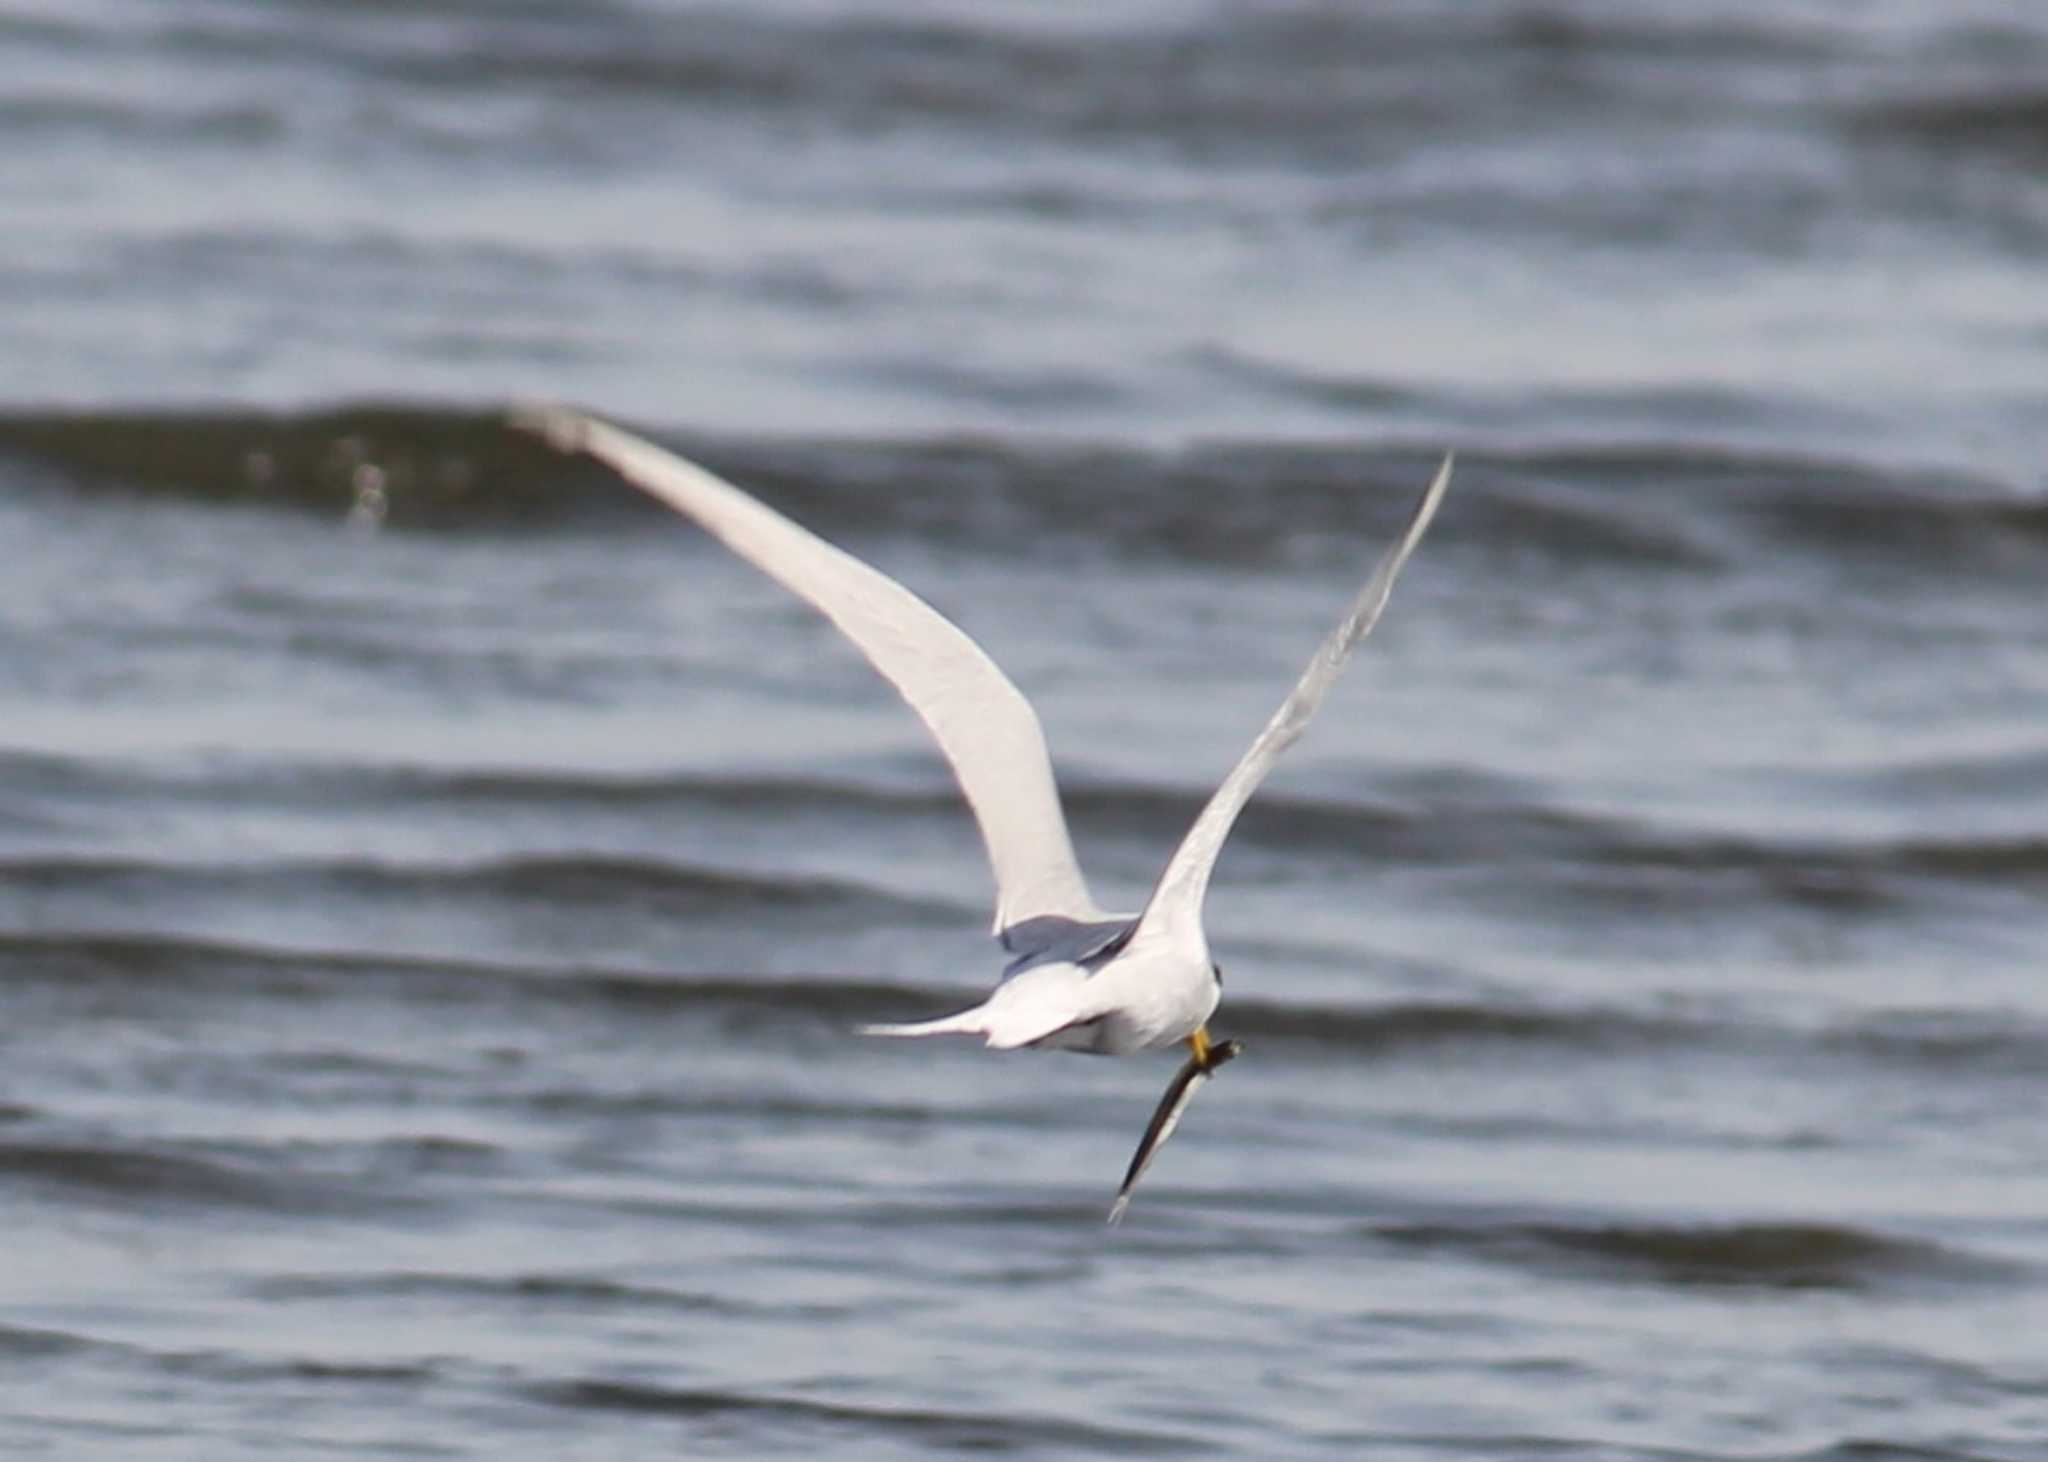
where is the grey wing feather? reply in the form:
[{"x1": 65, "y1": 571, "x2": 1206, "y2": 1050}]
[
  {"x1": 1132, "y1": 454, "x2": 1453, "y2": 950},
  {"x1": 998, "y1": 913, "x2": 1136, "y2": 977},
  {"x1": 512, "y1": 406, "x2": 1108, "y2": 933}
]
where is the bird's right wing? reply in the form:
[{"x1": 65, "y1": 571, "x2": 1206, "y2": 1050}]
[
  {"x1": 1131, "y1": 454, "x2": 1453, "y2": 952},
  {"x1": 513, "y1": 406, "x2": 1107, "y2": 933}
]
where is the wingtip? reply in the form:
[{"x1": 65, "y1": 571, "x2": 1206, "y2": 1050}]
[
  {"x1": 1398, "y1": 449, "x2": 1456, "y2": 548},
  {"x1": 506, "y1": 401, "x2": 594, "y2": 454},
  {"x1": 1426, "y1": 449, "x2": 1456, "y2": 505}
]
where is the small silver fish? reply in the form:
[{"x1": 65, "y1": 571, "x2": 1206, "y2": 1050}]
[{"x1": 1107, "y1": 1038, "x2": 1243, "y2": 1225}]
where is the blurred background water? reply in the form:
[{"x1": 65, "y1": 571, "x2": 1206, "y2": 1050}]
[{"x1": 2, "y1": 2, "x2": 2046, "y2": 1458}]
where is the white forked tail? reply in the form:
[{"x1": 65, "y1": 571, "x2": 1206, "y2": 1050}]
[
  {"x1": 857, "y1": 1004, "x2": 1057, "y2": 1051},
  {"x1": 859, "y1": 1011, "x2": 987, "y2": 1040},
  {"x1": 860, "y1": 964, "x2": 1095, "y2": 1050}
]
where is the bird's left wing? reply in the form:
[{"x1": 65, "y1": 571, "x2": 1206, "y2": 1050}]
[
  {"x1": 1129, "y1": 454, "x2": 1453, "y2": 952},
  {"x1": 512, "y1": 406, "x2": 1110, "y2": 934}
]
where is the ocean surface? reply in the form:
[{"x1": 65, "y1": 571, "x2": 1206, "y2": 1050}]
[{"x1": 3, "y1": 2, "x2": 2046, "y2": 1458}]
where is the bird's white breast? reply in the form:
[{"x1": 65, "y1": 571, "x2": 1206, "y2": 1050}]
[{"x1": 1078, "y1": 939, "x2": 1221, "y2": 1055}]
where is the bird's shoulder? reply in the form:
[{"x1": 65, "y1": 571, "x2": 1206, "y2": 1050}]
[{"x1": 997, "y1": 913, "x2": 1137, "y2": 980}]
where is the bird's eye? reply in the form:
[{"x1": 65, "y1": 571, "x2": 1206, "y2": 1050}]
[{"x1": 1211, "y1": 962, "x2": 1224, "y2": 987}]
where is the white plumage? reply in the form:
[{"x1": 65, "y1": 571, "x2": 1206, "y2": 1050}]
[{"x1": 515, "y1": 405, "x2": 1451, "y2": 1218}]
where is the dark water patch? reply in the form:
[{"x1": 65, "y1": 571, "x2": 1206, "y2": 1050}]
[
  {"x1": 1552, "y1": 450, "x2": 2048, "y2": 594},
  {"x1": 1853, "y1": 88, "x2": 2048, "y2": 164},
  {"x1": 250, "y1": 1270, "x2": 851, "y2": 1321},
  {"x1": 0, "y1": 1323, "x2": 103, "y2": 1361},
  {"x1": 0, "y1": 749, "x2": 1005, "y2": 871},
  {"x1": 522, "y1": 970, "x2": 934, "y2": 1031},
  {"x1": 1373, "y1": 1218, "x2": 2015, "y2": 1293},
  {"x1": 1742, "y1": 479, "x2": 2048, "y2": 579},
  {"x1": 1219, "y1": 995, "x2": 1695, "y2": 1059},
  {"x1": 1517, "y1": 856, "x2": 1911, "y2": 928},
  {"x1": 0, "y1": 1138, "x2": 383, "y2": 1217},
  {"x1": 395, "y1": 765, "x2": 965, "y2": 828},
  {"x1": 388, "y1": 851, "x2": 942, "y2": 919},
  {"x1": 40, "y1": 741, "x2": 2038, "y2": 933},
  {"x1": 0, "y1": 93, "x2": 284, "y2": 144},
  {"x1": 1235, "y1": 986, "x2": 2048, "y2": 1078},
  {"x1": 1822, "y1": 743, "x2": 2048, "y2": 808},
  {"x1": 0, "y1": 11, "x2": 92, "y2": 46},
  {"x1": 581, "y1": 1188, "x2": 1125, "y2": 1236},
  {"x1": 0, "y1": 405, "x2": 1153, "y2": 552},
  {"x1": 1487, "y1": 445, "x2": 2041, "y2": 582},
  {"x1": 1873, "y1": 835, "x2": 2048, "y2": 885},
  {"x1": 0, "y1": 928, "x2": 357, "y2": 999},
  {"x1": 513, "y1": 1087, "x2": 937, "y2": 1126},
  {"x1": 14, "y1": 926, "x2": 2048, "y2": 1088},
  {"x1": 48, "y1": 752, "x2": 986, "y2": 826},
  {"x1": 772, "y1": 428, "x2": 2041, "y2": 588},
  {"x1": 0, "y1": 404, "x2": 652, "y2": 531},
  {"x1": 524, "y1": 1376, "x2": 1199, "y2": 1454},
  {"x1": 0, "y1": 746, "x2": 110, "y2": 794},
  {"x1": 1199, "y1": 356, "x2": 1887, "y2": 492},
  {"x1": 1511, "y1": 827, "x2": 2048, "y2": 930},
  {"x1": 0, "y1": 401, "x2": 1700, "y2": 570},
  {"x1": 13, "y1": 925, "x2": 2048, "y2": 1092},
  {"x1": 1065, "y1": 778, "x2": 1662, "y2": 875},
  {"x1": 11, "y1": 404, "x2": 2028, "y2": 590},
  {"x1": 1467, "y1": 812, "x2": 2042, "y2": 908},
  {"x1": 280, "y1": 1356, "x2": 435, "y2": 1384},
  {"x1": 0, "y1": 849, "x2": 959, "y2": 925},
  {"x1": 1823, "y1": 1009, "x2": 2048, "y2": 1077},
  {"x1": 1320, "y1": 1429, "x2": 1720, "y2": 1462},
  {"x1": 1093, "y1": 778, "x2": 2048, "y2": 913},
  {"x1": 157, "y1": 1349, "x2": 438, "y2": 1387},
  {"x1": 358, "y1": 1134, "x2": 507, "y2": 1180},
  {"x1": 1433, "y1": 459, "x2": 1730, "y2": 573},
  {"x1": 0, "y1": 804, "x2": 71, "y2": 837},
  {"x1": 251, "y1": 1047, "x2": 455, "y2": 1081},
  {"x1": 1783, "y1": 1444, "x2": 2017, "y2": 1462},
  {"x1": 1591, "y1": 828, "x2": 2048, "y2": 901},
  {"x1": 0, "y1": 928, "x2": 948, "y2": 1030},
  {"x1": 688, "y1": 430, "x2": 1456, "y2": 572},
  {"x1": 1498, "y1": 7, "x2": 1840, "y2": 64}
]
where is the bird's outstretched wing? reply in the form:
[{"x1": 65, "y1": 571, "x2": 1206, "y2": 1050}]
[
  {"x1": 512, "y1": 406, "x2": 1108, "y2": 933},
  {"x1": 1131, "y1": 454, "x2": 1453, "y2": 951}
]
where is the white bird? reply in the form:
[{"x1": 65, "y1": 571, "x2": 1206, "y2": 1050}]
[{"x1": 514, "y1": 406, "x2": 1451, "y2": 1220}]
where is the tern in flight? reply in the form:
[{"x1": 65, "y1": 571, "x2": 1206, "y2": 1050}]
[{"x1": 516, "y1": 407, "x2": 1451, "y2": 1222}]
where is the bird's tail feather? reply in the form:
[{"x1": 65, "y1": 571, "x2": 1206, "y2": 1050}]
[
  {"x1": 860, "y1": 984, "x2": 1085, "y2": 1050},
  {"x1": 858, "y1": 1011, "x2": 986, "y2": 1040}
]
